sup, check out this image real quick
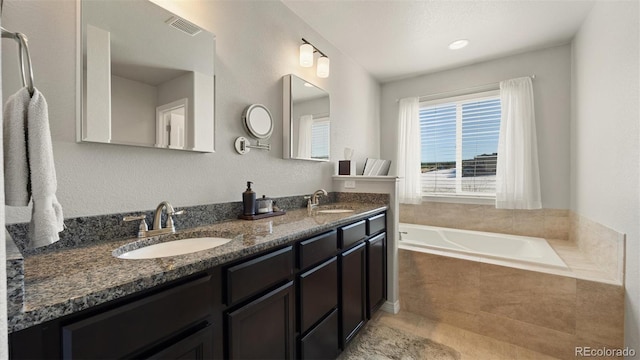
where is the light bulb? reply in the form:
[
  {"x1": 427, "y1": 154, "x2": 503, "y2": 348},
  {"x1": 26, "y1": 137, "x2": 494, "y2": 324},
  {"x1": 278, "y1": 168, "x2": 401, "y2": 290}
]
[
  {"x1": 448, "y1": 39, "x2": 469, "y2": 50},
  {"x1": 317, "y1": 56, "x2": 330, "y2": 78},
  {"x1": 300, "y1": 43, "x2": 314, "y2": 67}
]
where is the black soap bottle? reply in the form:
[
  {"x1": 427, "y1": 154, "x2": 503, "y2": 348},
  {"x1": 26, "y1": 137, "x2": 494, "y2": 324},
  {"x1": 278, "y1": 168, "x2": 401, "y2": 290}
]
[{"x1": 243, "y1": 181, "x2": 256, "y2": 216}]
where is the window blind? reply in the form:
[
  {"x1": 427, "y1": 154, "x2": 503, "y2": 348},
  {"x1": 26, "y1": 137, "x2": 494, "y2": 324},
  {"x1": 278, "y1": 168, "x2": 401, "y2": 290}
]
[
  {"x1": 420, "y1": 94, "x2": 500, "y2": 196},
  {"x1": 311, "y1": 120, "x2": 329, "y2": 159}
]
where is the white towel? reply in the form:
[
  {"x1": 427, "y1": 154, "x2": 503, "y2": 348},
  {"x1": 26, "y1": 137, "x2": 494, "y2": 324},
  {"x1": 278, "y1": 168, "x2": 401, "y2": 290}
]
[
  {"x1": 3, "y1": 87, "x2": 64, "y2": 248},
  {"x1": 3, "y1": 87, "x2": 31, "y2": 206},
  {"x1": 27, "y1": 88, "x2": 64, "y2": 248}
]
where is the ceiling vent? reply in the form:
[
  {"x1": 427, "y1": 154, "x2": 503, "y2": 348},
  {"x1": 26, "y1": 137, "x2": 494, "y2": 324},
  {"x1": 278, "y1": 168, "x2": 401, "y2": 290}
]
[{"x1": 166, "y1": 16, "x2": 202, "y2": 36}]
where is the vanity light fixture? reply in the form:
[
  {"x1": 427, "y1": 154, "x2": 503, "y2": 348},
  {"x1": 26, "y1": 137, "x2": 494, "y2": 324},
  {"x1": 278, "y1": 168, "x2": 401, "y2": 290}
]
[
  {"x1": 316, "y1": 56, "x2": 330, "y2": 78},
  {"x1": 300, "y1": 38, "x2": 330, "y2": 78},
  {"x1": 448, "y1": 39, "x2": 469, "y2": 50},
  {"x1": 299, "y1": 43, "x2": 314, "y2": 67}
]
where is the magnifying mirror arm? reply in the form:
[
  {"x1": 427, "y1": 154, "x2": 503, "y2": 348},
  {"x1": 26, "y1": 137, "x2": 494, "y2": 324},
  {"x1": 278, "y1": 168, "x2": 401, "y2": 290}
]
[{"x1": 234, "y1": 136, "x2": 270, "y2": 155}]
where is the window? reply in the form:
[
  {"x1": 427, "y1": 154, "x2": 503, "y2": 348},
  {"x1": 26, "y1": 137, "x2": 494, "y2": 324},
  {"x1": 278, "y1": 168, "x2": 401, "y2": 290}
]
[{"x1": 419, "y1": 91, "x2": 501, "y2": 197}]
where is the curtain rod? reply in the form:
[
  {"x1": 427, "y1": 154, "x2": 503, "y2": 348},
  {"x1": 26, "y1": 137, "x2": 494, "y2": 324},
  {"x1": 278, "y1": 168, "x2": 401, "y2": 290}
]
[{"x1": 396, "y1": 74, "x2": 536, "y2": 103}]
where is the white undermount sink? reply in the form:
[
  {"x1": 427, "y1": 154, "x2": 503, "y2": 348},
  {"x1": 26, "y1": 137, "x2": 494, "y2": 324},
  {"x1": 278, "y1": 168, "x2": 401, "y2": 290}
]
[
  {"x1": 317, "y1": 209, "x2": 354, "y2": 214},
  {"x1": 117, "y1": 237, "x2": 232, "y2": 260}
]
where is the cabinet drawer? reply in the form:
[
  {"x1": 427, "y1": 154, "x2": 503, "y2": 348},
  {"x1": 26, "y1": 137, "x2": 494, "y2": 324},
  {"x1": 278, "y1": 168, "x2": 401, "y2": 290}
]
[
  {"x1": 339, "y1": 220, "x2": 366, "y2": 249},
  {"x1": 367, "y1": 213, "x2": 386, "y2": 235},
  {"x1": 62, "y1": 275, "x2": 212, "y2": 359},
  {"x1": 226, "y1": 246, "x2": 293, "y2": 305},
  {"x1": 299, "y1": 309, "x2": 339, "y2": 360},
  {"x1": 298, "y1": 230, "x2": 337, "y2": 269},
  {"x1": 298, "y1": 257, "x2": 338, "y2": 334}
]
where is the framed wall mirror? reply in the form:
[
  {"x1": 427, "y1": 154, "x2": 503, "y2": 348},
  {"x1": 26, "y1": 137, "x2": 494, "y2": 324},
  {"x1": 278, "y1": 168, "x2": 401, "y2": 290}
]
[
  {"x1": 283, "y1": 74, "x2": 330, "y2": 161},
  {"x1": 77, "y1": 0, "x2": 216, "y2": 152}
]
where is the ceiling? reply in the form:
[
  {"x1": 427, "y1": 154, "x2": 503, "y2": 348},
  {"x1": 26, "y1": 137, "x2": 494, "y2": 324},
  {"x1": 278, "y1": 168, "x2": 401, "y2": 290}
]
[{"x1": 282, "y1": 0, "x2": 595, "y2": 83}]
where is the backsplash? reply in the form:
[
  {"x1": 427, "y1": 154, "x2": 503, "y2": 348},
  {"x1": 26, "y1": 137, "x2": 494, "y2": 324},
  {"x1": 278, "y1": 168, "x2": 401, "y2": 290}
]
[{"x1": 7, "y1": 192, "x2": 389, "y2": 256}]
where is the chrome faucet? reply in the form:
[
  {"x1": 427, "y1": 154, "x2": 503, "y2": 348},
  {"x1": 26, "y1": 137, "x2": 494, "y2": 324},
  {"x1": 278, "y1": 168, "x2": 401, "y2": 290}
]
[
  {"x1": 153, "y1": 201, "x2": 182, "y2": 233},
  {"x1": 306, "y1": 189, "x2": 328, "y2": 210},
  {"x1": 123, "y1": 201, "x2": 185, "y2": 238}
]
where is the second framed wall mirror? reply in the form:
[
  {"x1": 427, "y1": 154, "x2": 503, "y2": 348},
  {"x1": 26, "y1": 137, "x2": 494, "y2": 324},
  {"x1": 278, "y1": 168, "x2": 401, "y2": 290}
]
[
  {"x1": 77, "y1": 0, "x2": 216, "y2": 153},
  {"x1": 283, "y1": 74, "x2": 330, "y2": 161}
]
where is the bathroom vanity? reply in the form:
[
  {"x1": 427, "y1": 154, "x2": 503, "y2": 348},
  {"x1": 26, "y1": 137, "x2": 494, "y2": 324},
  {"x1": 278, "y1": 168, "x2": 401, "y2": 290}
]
[{"x1": 8, "y1": 205, "x2": 387, "y2": 359}]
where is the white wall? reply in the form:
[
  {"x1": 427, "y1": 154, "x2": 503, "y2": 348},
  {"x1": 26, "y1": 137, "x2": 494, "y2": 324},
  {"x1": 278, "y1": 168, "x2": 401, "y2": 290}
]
[
  {"x1": 1, "y1": 0, "x2": 381, "y2": 222},
  {"x1": 571, "y1": 1, "x2": 640, "y2": 353},
  {"x1": 111, "y1": 75, "x2": 157, "y2": 145},
  {"x1": 380, "y1": 45, "x2": 572, "y2": 209}
]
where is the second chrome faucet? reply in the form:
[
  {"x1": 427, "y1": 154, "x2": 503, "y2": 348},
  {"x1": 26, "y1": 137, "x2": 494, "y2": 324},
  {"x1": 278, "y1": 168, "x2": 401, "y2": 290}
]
[{"x1": 306, "y1": 189, "x2": 328, "y2": 211}]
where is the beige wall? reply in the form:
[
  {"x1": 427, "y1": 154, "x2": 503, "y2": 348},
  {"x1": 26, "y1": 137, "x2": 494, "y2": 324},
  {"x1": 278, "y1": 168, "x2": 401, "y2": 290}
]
[
  {"x1": 380, "y1": 45, "x2": 572, "y2": 210},
  {"x1": 571, "y1": 1, "x2": 640, "y2": 352},
  {"x1": 1, "y1": 0, "x2": 381, "y2": 222}
]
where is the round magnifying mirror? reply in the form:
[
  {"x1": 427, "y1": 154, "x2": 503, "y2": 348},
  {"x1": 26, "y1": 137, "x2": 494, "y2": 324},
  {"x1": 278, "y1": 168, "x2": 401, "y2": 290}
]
[{"x1": 242, "y1": 104, "x2": 273, "y2": 139}]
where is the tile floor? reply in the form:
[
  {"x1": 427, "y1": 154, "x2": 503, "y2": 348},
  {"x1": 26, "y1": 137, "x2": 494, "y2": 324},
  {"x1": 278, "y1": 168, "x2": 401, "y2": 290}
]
[{"x1": 372, "y1": 310, "x2": 561, "y2": 360}]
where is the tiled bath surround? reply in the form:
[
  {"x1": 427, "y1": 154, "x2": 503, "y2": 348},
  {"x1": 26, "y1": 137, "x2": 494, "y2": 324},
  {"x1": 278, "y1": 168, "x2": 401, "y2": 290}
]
[
  {"x1": 570, "y1": 212, "x2": 625, "y2": 284},
  {"x1": 399, "y1": 250, "x2": 624, "y2": 360},
  {"x1": 399, "y1": 202, "x2": 625, "y2": 283},
  {"x1": 400, "y1": 203, "x2": 570, "y2": 240},
  {"x1": 399, "y1": 201, "x2": 625, "y2": 359}
]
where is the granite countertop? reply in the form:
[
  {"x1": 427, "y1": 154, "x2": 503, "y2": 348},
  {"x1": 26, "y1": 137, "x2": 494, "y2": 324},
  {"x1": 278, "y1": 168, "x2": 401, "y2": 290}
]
[{"x1": 9, "y1": 202, "x2": 387, "y2": 333}]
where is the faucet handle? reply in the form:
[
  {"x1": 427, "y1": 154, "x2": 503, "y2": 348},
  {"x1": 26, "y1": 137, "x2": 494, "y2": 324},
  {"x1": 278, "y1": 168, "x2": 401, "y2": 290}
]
[
  {"x1": 166, "y1": 209, "x2": 185, "y2": 231},
  {"x1": 123, "y1": 215, "x2": 149, "y2": 238}
]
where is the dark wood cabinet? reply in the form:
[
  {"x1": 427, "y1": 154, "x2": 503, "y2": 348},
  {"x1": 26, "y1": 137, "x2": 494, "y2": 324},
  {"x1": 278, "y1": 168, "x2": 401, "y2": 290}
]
[
  {"x1": 226, "y1": 281, "x2": 295, "y2": 360},
  {"x1": 61, "y1": 275, "x2": 213, "y2": 359},
  {"x1": 367, "y1": 233, "x2": 386, "y2": 318},
  {"x1": 10, "y1": 211, "x2": 387, "y2": 360},
  {"x1": 339, "y1": 241, "x2": 367, "y2": 348}
]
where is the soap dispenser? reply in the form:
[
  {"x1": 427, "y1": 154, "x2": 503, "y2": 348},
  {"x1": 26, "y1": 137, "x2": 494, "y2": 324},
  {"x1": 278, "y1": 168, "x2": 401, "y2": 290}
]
[{"x1": 243, "y1": 181, "x2": 256, "y2": 216}]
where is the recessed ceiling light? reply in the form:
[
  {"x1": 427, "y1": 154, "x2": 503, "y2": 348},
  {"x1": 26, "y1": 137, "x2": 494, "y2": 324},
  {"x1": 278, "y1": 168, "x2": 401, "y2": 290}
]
[{"x1": 448, "y1": 39, "x2": 469, "y2": 50}]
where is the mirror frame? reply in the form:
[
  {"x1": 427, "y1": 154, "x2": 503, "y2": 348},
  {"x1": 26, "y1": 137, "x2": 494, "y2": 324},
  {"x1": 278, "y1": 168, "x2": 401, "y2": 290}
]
[
  {"x1": 242, "y1": 104, "x2": 273, "y2": 140},
  {"x1": 282, "y1": 74, "x2": 330, "y2": 162},
  {"x1": 75, "y1": 0, "x2": 216, "y2": 153}
]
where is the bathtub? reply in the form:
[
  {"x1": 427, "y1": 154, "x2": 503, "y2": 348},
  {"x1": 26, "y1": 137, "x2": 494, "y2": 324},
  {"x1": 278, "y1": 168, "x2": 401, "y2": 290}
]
[{"x1": 398, "y1": 223, "x2": 567, "y2": 269}]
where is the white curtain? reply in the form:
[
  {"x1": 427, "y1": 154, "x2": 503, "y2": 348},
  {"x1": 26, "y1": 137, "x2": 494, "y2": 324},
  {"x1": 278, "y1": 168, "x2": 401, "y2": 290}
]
[
  {"x1": 495, "y1": 77, "x2": 541, "y2": 209},
  {"x1": 397, "y1": 97, "x2": 422, "y2": 204},
  {"x1": 297, "y1": 114, "x2": 313, "y2": 158}
]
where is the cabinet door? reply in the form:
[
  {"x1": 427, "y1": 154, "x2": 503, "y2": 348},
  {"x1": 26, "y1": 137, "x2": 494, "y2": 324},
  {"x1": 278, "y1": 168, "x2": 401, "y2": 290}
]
[
  {"x1": 227, "y1": 282, "x2": 295, "y2": 360},
  {"x1": 299, "y1": 257, "x2": 338, "y2": 334},
  {"x1": 367, "y1": 233, "x2": 386, "y2": 318},
  {"x1": 339, "y1": 241, "x2": 366, "y2": 348},
  {"x1": 299, "y1": 309, "x2": 339, "y2": 360},
  {"x1": 146, "y1": 325, "x2": 213, "y2": 360}
]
